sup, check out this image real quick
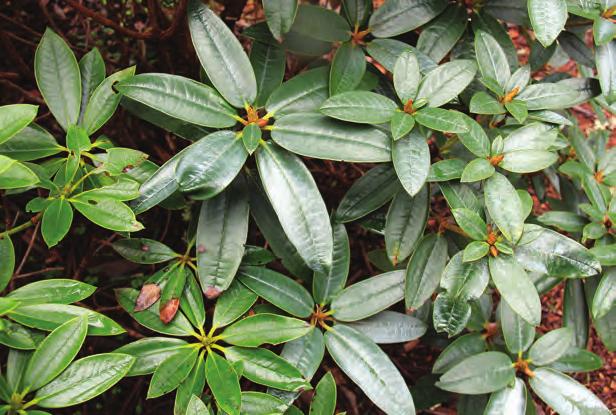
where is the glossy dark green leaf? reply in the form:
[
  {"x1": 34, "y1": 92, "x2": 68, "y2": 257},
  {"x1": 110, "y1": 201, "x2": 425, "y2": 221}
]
[
  {"x1": 393, "y1": 51, "x2": 420, "y2": 103},
  {"x1": 500, "y1": 300, "x2": 535, "y2": 354},
  {"x1": 221, "y1": 313, "x2": 312, "y2": 347},
  {"x1": 325, "y1": 325, "x2": 415, "y2": 414},
  {"x1": 0, "y1": 235, "x2": 15, "y2": 292},
  {"x1": 563, "y1": 278, "x2": 589, "y2": 348},
  {"x1": 403, "y1": 232, "x2": 446, "y2": 310},
  {"x1": 440, "y1": 252, "x2": 490, "y2": 301},
  {"x1": 116, "y1": 288, "x2": 193, "y2": 336},
  {"x1": 392, "y1": 129, "x2": 430, "y2": 197},
  {"x1": 528, "y1": 0, "x2": 567, "y2": 47},
  {"x1": 0, "y1": 124, "x2": 62, "y2": 162},
  {"x1": 514, "y1": 224, "x2": 601, "y2": 278},
  {"x1": 432, "y1": 333, "x2": 486, "y2": 374},
  {"x1": 147, "y1": 347, "x2": 198, "y2": 398},
  {"x1": 528, "y1": 327, "x2": 574, "y2": 366},
  {"x1": 272, "y1": 113, "x2": 391, "y2": 162},
  {"x1": 385, "y1": 187, "x2": 429, "y2": 265},
  {"x1": 225, "y1": 347, "x2": 309, "y2": 391},
  {"x1": 529, "y1": 368, "x2": 610, "y2": 415},
  {"x1": 176, "y1": 131, "x2": 247, "y2": 198},
  {"x1": 35, "y1": 29, "x2": 81, "y2": 130},
  {"x1": 417, "y1": 4, "x2": 467, "y2": 63},
  {"x1": 344, "y1": 311, "x2": 426, "y2": 344},
  {"x1": 188, "y1": 0, "x2": 256, "y2": 107},
  {"x1": 517, "y1": 83, "x2": 580, "y2": 110},
  {"x1": 240, "y1": 391, "x2": 287, "y2": 415},
  {"x1": 436, "y1": 352, "x2": 514, "y2": 394},
  {"x1": 212, "y1": 280, "x2": 257, "y2": 328},
  {"x1": 416, "y1": 60, "x2": 477, "y2": 108},
  {"x1": 596, "y1": 41, "x2": 616, "y2": 102},
  {"x1": 174, "y1": 356, "x2": 206, "y2": 415},
  {"x1": 115, "y1": 73, "x2": 236, "y2": 128},
  {"x1": 537, "y1": 211, "x2": 586, "y2": 232},
  {"x1": 451, "y1": 208, "x2": 487, "y2": 240},
  {"x1": 290, "y1": 4, "x2": 350, "y2": 42},
  {"x1": 321, "y1": 91, "x2": 397, "y2": 124},
  {"x1": 0, "y1": 104, "x2": 38, "y2": 145},
  {"x1": 239, "y1": 266, "x2": 314, "y2": 318},
  {"x1": 484, "y1": 377, "x2": 527, "y2": 415},
  {"x1": 78, "y1": 48, "x2": 105, "y2": 113},
  {"x1": 112, "y1": 238, "x2": 177, "y2": 264},
  {"x1": 331, "y1": 270, "x2": 405, "y2": 322},
  {"x1": 593, "y1": 268, "x2": 616, "y2": 319},
  {"x1": 463, "y1": 241, "x2": 490, "y2": 262},
  {"x1": 489, "y1": 255, "x2": 541, "y2": 326},
  {"x1": 197, "y1": 182, "x2": 249, "y2": 298},
  {"x1": 0, "y1": 320, "x2": 40, "y2": 350},
  {"x1": 309, "y1": 372, "x2": 336, "y2": 415},
  {"x1": 330, "y1": 42, "x2": 366, "y2": 96},
  {"x1": 241, "y1": 123, "x2": 261, "y2": 155},
  {"x1": 415, "y1": 108, "x2": 469, "y2": 133},
  {"x1": 474, "y1": 31, "x2": 511, "y2": 88},
  {"x1": 35, "y1": 353, "x2": 135, "y2": 408},
  {"x1": 114, "y1": 337, "x2": 189, "y2": 376},
  {"x1": 313, "y1": 222, "x2": 350, "y2": 305},
  {"x1": 0, "y1": 156, "x2": 39, "y2": 189},
  {"x1": 71, "y1": 194, "x2": 143, "y2": 232},
  {"x1": 251, "y1": 40, "x2": 286, "y2": 108},
  {"x1": 263, "y1": 0, "x2": 297, "y2": 41},
  {"x1": 368, "y1": 0, "x2": 448, "y2": 38},
  {"x1": 470, "y1": 91, "x2": 505, "y2": 114},
  {"x1": 366, "y1": 39, "x2": 437, "y2": 73},
  {"x1": 7, "y1": 279, "x2": 95, "y2": 305},
  {"x1": 205, "y1": 351, "x2": 241, "y2": 415},
  {"x1": 485, "y1": 172, "x2": 524, "y2": 243},
  {"x1": 266, "y1": 67, "x2": 329, "y2": 117},
  {"x1": 549, "y1": 347, "x2": 603, "y2": 373}
]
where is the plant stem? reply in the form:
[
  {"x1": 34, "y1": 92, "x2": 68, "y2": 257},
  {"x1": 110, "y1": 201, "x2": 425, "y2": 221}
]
[{"x1": 0, "y1": 212, "x2": 42, "y2": 238}]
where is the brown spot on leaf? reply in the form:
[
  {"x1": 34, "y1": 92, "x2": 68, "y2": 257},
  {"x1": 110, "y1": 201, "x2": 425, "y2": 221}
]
[
  {"x1": 134, "y1": 283, "x2": 160, "y2": 311},
  {"x1": 197, "y1": 244, "x2": 206, "y2": 253},
  {"x1": 159, "y1": 298, "x2": 180, "y2": 324},
  {"x1": 204, "y1": 286, "x2": 222, "y2": 299}
]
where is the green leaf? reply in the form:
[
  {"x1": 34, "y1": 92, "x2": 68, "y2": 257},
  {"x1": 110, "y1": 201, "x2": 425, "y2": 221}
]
[
  {"x1": 71, "y1": 195, "x2": 143, "y2": 232},
  {"x1": 0, "y1": 125, "x2": 61, "y2": 162},
  {"x1": 82, "y1": 66, "x2": 136, "y2": 134},
  {"x1": 452, "y1": 208, "x2": 488, "y2": 240},
  {"x1": 256, "y1": 142, "x2": 332, "y2": 274},
  {"x1": 23, "y1": 315, "x2": 87, "y2": 391},
  {"x1": 239, "y1": 266, "x2": 314, "y2": 318},
  {"x1": 34, "y1": 29, "x2": 81, "y2": 131},
  {"x1": 528, "y1": 327, "x2": 574, "y2": 366},
  {"x1": 313, "y1": 222, "x2": 350, "y2": 305},
  {"x1": 594, "y1": 17, "x2": 616, "y2": 46},
  {"x1": 514, "y1": 224, "x2": 601, "y2": 278},
  {"x1": 335, "y1": 165, "x2": 400, "y2": 223},
  {"x1": 0, "y1": 320, "x2": 40, "y2": 350},
  {"x1": 458, "y1": 117, "x2": 491, "y2": 158},
  {"x1": 549, "y1": 347, "x2": 603, "y2": 373},
  {"x1": 78, "y1": 48, "x2": 105, "y2": 115},
  {"x1": 529, "y1": 368, "x2": 610, "y2": 415},
  {"x1": 342, "y1": 0, "x2": 371, "y2": 27},
  {"x1": 241, "y1": 124, "x2": 261, "y2": 155},
  {"x1": 309, "y1": 372, "x2": 336, "y2": 415},
  {"x1": 331, "y1": 270, "x2": 405, "y2": 322},
  {"x1": 112, "y1": 238, "x2": 177, "y2": 264},
  {"x1": 272, "y1": 113, "x2": 391, "y2": 162},
  {"x1": 469, "y1": 91, "x2": 506, "y2": 114},
  {"x1": 115, "y1": 73, "x2": 236, "y2": 128},
  {"x1": 385, "y1": 187, "x2": 429, "y2": 265},
  {"x1": 474, "y1": 31, "x2": 511, "y2": 89},
  {"x1": 596, "y1": 41, "x2": 616, "y2": 103},
  {"x1": 290, "y1": 4, "x2": 351, "y2": 42},
  {"x1": 505, "y1": 100, "x2": 528, "y2": 123},
  {"x1": 404, "y1": 234, "x2": 447, "y2": 310},
  {"x1": 240, "y1": 391, "x2": 287, "y2": 415},
  {"x1": 221, "y1": 313, "x2": 312, "y2": 347},
  {"x1": 321, "y1": 91, "x2": 397, "y2": 124},
  {"x1": 0, "y1": 155, "x2": 39, "y2": 189},
  {"x1": 188, "y1": 0, "x2": 256, "y2": 107},
  {"x1": 186, "y1": 394, "x2": 210, "y2": 415},
  {"x1": 0, "y1": 236, "x2": 15, "y2": 292},
  {"x1": 181, "y1": 269, "x2": 206, "y2": 329},
  {"x1": 500, "y1": 151, "x2": 558, "y2": 174},
  {"x1": 212, "y1": 279, "x2": 258, "y2": 329},
  {"x1": 147, "y1": 347, "x2": 198, "y2": 398},
  {"x1": 500, "y1": 300, "x2": 535, "y2": 354},
  {"x1": 116, "y1": 288, "x2": 193, "y2": 336},
  {"x1": 416, "y1": 4, "x2": 467, "y2": 63},
  {"x1": 0, "y1": 104, "x2": 38, "y2": 145},
  {"x1": 197, "y1": 183, "x2": 249, "y2": 298},
  {"x1": 7, "y1": 279, "x2": 95, "y2": 305},
  {"x1": 416, "y1": 60, "x2": 477, "y2": 108},
  {"x1": 528, "y1": 0, "x2": 567, "y2": 47},
  {"x1": 368, "y1": 0, "x2": 448, "y2": 38},
  {"x1": 484, "y1": 172, "x2": 524, "y2": 243},
  {"x1": 436, "y1": 351, "x2": 514, "y2": 394},
  {"x1": 41, "y1": 198, "x2": 73, "y2": 248},
  {"x1": 176, "y1": 131, "x2": 248, "y2": 197},
  {"x1": 484, "y1": 378, "x2": 527, "y2": 415},
  {"x1": 390, "y1": 111, "x2": 416, "y2": 140},
  {"x1": 266, "y1": 67, "x2": 329, "y2": 117},
  {"x1": 205, "y1": 351, "x2": 241, "y2": 415},
  {"x1": 393, "y1": 51, "x2": 421, "y2": 103},
  {"x1": 344, "y1": 310, "x2": 427, "y2": 344},
  {"x1": 263, "y1": 0, "x2": 297, "y2": 41},
  {"x1": 593, "y1": 268, "x2": 616, "y2": 319},
  {"x1": 174, "y1": 357, "x2": 206, "y2": 415},
  {"x1": 325, "y1": 325, "x2": 415, "y2": 414},
  {"x1": 392, "y1": 129, "x2": 431, "y2": 196},
  {"x1": 415, "y1": 108, "x2": 470, "y2": 133},
  {"x1": 517, "y1": 83, "x2": 580, "y2": 110},
  {"x1": 35, "y1": 353, "x2": 134, "y2": 408},
  {"x1": 225, "y1": 347, "x2": 309, "y2": 391},
  {"x1": 463, "y1": 241, "x2": 490, "y2": 262},
  {"x1": 250, "y1": 40, "x2": 286, "y2": 108},
  {"x1": 114, "y1": 337, "x2": 189, "y2": 376},
  {"x1": 440, "y1": 253, "x2": 490, "y2": 301},
  {"x1": 366, "y1": 39, "x2": 437, "y2": 74},
  {"x1": 537, "y1": 211, "x2": 586, "y2": 232},
  {"x1": 330, "y1": 42, "x2": 366, "y2": 96},
  {"x1": 489, "y1": 255, "x2": 541, "y2": 326},
  {"x1": 460, "y1": 158, "x2": 495, "y2": 183},
  {"x1": 563, "y1": 279, "x2": 589, "y2": 348},
  {"x1": 432, "y1": 333, "x2": 486, "y2": 374}
]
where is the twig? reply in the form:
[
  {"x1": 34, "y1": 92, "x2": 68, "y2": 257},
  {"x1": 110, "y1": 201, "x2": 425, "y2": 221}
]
[
  {"x1": 14, "y1": 221, "x2": 40, "y2": 276},
  {"x1": 13, "y1": 267, "x2": 65, "y2": 280}
]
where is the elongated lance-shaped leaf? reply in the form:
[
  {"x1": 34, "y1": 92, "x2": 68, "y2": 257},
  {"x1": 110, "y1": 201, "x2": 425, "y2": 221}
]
[
  {"x1": 330, "y1": 42, "x2": 366, "y2": 96},
  {"x1": 385, "y1": 186, "x2": 429, "y2": 266},
  {"x1": 7, "y1": 279, "x2": 95, "y2": 305},
  {"x1": 309, "y1": 372, "x2": 336, "y2": 415},
  {"x1": 0, "y1": 104, "x2": 38, "y2": 145},
  {"x1": 220, "y1": 313, "x2": 312, "y2": 347},
  {"x1": 115, "y1": 73, "x2": 237, "y2": 128},
  {"x1": 196, "y1": 179, "x2": 249, "y2": 299},
  {"x1": 596, "y1": 41, "x2": 616, "y2": 103},
  {"x1": 0, "y1": 235, "x2": 15, "y2": 292},
  {"x1": 213, "y1": 279, "x2": 258, "y2": 328},
  {"x1": 23, "y1": 315, "x2": 88, "y2": 391},
  {"x1": 416, "y1": 60, "x2": 477, "y2": 108},
  {"x1": 344, "y1": 311, "x2": 427, "y2": 344},
  {"x1": 417, "y1": 4, "x2": 467, "y2": 63},
  {"x1": 405, "y1": 233, "x2": 448, "y2": 310},
  {"x1": 484, "y1": 377, "x2": 527, "y2": 415},
  {"x1": 188, "y1": 0, "x2": 256, "y2": 107},
  {"x1": 436, "y1": 351, "x2": 515, "y2": 394},
  {"x1": 272, "y1": 113, "x2": 391, "y2": 162},
  {"x1": 368, "y1": 0, "x2": 448, "y2": 38},
  {"x1": 528, "y1": 0, "x2": 567, "y2": 47},
  {"x1": 474, "y1": 31, "x2": 511, "y2": 89},
  {"x1": 256, "y1": 141, "x2": 333, "y2": 274},
  {"x1": 320, "y1": 91, "x2": 398, "y2": 124},
  {"x1": 392, "y1": 129, "x2": 431, "y2": 197},
  {"x1": 432, "y1": 333, "x2": 486, "y2": 374},
  {"x1": 250, "y1": 39, "x2": 286, "y2": 108},
  {"x1": 205, "y1": 351, "x2": 241, "y2": 415},
  {"x1": 266, "y1": 67, "x2": 329, "y2": 117},
  {"x1": 393, "y1": 51, "x2": 420, "y2": 103},
  {"x1": 499, "y1": 300, "x2": 535, "y2": 354},
  {"x1": 593, "y1": 268, "x2": 616, "y2": 319},
  {"x1": 114, "y1": 337, "x2": 189, "y2": 376},
  {"x1": 35, "y1": 29, "x2": 81, "y2": 131},
  {"x1": 313, "y1": 221, "x2": 350, "y2": 305},
  {"x1": 174, "y1": 355, "x2": 206, "y2": 415},
  {"x1": 325, "y1": 325, "x2": 415, "y2": 414},
  {"x1": 35, "y1": 353, "x2": 135, "y2": 408},
  {"x1": 147, "y1": 347, "x2": 198, "y2": 398},
  {"x1": 263, "y1": 0, "x2": 298, "y2": 41},
  {"x1": 485, "y1": 172, "x2": 524, "y2": 243},
  {"x1": 78, "y1": 48, "x2": 105, "y2": 120}
]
